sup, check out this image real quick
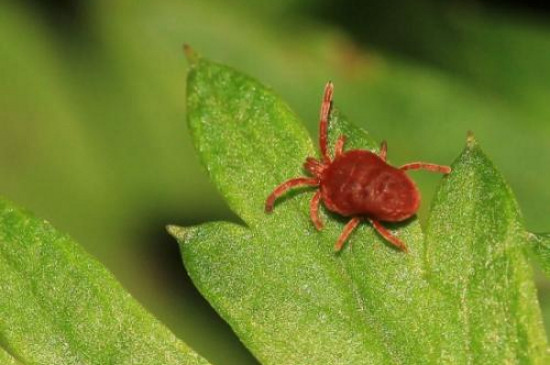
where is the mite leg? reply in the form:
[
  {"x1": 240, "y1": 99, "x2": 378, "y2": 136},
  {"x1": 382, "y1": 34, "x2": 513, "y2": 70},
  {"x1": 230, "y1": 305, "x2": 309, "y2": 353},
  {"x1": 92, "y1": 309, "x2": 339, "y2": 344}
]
[
  {"x1": 265, "y1": 177, "x2": 318, "y2": 212},
  {"x1": 369, "y1": 219, "x2": 408, "y2": 252},
  {"x1": 399, "y1": 162, "x2": 451, "y2": 174},
  {"x1": 319, "y1": 82, "x2": 334, "y2": 163},
  {"x1": 304, "y1": 157, "x2": 324, "y2": 177},
  {"x1": 310, "y1": 190, "x2": 323, "y2": 230},
  {"x1": 379, "y1": 141, "x2": 387, "y2": 161},
  {"x1": 334, "y1": 135, "x2": 346, "y2": 159},
  {"x1": 334, "y1": 217, "x2": 361, "y2": 252}
]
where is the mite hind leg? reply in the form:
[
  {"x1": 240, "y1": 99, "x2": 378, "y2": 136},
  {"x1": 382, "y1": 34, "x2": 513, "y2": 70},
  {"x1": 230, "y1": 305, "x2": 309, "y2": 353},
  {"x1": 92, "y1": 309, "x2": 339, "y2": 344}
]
[
  {"x1": 369, "y1": 219, "x2": 408, "y2": 252},
  {"x1": 334, "y1": 217, "x2": 361, "y2": 252}
]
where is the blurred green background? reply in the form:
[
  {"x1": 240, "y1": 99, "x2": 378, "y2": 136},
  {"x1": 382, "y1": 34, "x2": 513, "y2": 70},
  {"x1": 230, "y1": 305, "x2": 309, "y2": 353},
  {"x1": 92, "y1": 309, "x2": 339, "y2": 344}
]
[{"x1": 2, "y1": 0, "x2": 550, "y2": 363}]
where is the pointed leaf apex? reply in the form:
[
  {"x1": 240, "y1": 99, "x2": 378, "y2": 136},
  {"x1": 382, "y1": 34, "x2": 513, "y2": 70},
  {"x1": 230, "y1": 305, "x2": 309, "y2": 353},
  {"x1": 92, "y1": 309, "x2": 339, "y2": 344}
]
[
  {"x1": 466, "y1": 130, "x2": 477, "y2": 148},
  {"x1": 183, "y1": 44, "x2": 200, "y2": 65},
  {"x1": 166, "y1": 225, "x2": 187, "y2": 241}
]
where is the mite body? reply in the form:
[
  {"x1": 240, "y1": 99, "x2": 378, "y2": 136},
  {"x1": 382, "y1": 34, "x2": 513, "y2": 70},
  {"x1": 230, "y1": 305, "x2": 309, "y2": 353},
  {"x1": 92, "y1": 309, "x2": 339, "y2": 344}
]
[
  {"x1": 320, "y1": 150, "x2": 419, "y2": 222},
  {"x1": 265, "y1": 82, "x2": 451, "y2": 252}
]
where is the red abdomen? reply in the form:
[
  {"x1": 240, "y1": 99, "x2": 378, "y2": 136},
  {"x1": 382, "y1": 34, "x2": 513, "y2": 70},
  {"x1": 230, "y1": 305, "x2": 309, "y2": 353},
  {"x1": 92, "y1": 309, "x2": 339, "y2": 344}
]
[{"x1": 320, "y1": 150, "x2": 420, "y2": 222}]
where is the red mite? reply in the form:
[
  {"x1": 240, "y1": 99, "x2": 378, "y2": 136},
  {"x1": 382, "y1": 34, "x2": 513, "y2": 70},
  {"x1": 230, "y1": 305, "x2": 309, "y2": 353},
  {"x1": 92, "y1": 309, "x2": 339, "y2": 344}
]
[{"x1": 265, "y1": 82, "x2": 451, "y2": 252}]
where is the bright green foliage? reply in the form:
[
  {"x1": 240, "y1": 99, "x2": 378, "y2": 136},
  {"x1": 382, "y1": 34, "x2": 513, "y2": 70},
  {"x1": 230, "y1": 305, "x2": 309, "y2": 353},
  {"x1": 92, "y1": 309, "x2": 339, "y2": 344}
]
[
  {"x1": 171, "y1": 54, "x2": 549, "y2": 363},
  {"x1": 0, "y1": 198, "x2": 210, "y2": 365},
  {"x1": 424, "y1": 137, "x2": 548, "y2": 363},
  {"x1": 529, "y1": 233, "x2": 550, "y2": 278},
  {"x1": 0, "y1": 347, "x2": 20, "y2": 364}
]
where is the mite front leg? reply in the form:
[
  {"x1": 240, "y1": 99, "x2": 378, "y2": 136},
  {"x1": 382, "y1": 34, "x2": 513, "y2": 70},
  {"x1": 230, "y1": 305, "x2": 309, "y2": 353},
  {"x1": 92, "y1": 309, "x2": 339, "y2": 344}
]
[
  {"x1": 399, "y1": 162, "x2": 451, "y2": 174},
  {"x1": 334, "y1": 135, "x2": 346, "y2": 159},
  {"x1": 319, "y1": 82, "x2": 334, "y2": 163},
  {"x1": 369, "y1": 219, "x2": 408, "y2": 252},
  {"x1": 379, "y1": 141, "x2": 387, "y2": 162},
  {"x1": 334, "y1": 217, "x2": 361, "y2": 252},
  {"x1": 309, "y1": 190, "x2": 323, "y2": 230},
  {"x1": 265, "y1": 177, "x2": 318, "y2": 213}
]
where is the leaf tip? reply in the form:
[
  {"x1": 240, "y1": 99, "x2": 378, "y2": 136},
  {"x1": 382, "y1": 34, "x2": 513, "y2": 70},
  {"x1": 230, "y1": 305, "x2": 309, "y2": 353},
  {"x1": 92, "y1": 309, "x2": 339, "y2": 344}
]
[
  {"x1": 166, "y1": 224, "x2": 187, "y2": 241},
  {"x1": 182, "y1": 44, "x2": 200, "y2": 65},
  {"x1": 466, "y1": 130, "x2": 477, "y2": 149}
]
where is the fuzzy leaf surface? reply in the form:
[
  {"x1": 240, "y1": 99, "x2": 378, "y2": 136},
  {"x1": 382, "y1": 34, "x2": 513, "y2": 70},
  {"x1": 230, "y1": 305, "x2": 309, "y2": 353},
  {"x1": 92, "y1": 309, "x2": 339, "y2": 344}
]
[
  {"x1": 0, "y1": 198, "x2": 209, "y2": 365},
  {"x1": 424, "y1": 137, "x2": 548, "y2": 363},
  {"x1": 529, "y1": 232, "x2": 550, "y2": 278},
  {"x1": 172, "y1": 55, "x2": 549, "y2": 364}
]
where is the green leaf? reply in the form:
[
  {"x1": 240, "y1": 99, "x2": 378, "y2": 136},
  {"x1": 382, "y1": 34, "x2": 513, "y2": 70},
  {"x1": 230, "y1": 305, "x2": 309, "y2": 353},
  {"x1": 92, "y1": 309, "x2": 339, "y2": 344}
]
[
  {"x1": 0, "y1": 198, "x2": 210, "y2": 365},
  {"x1": 0, "y1": 347, "x2": 20, "y2": 365},
  {"x1": 424, "y1": 136, "x2": 548, "y2": 362},
  {"x1": 528, "y1": 232, "x2": 550, "y2": 278},
  {"x1": 172, "y1": 54, "x2": 549, "y2": 363}
]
